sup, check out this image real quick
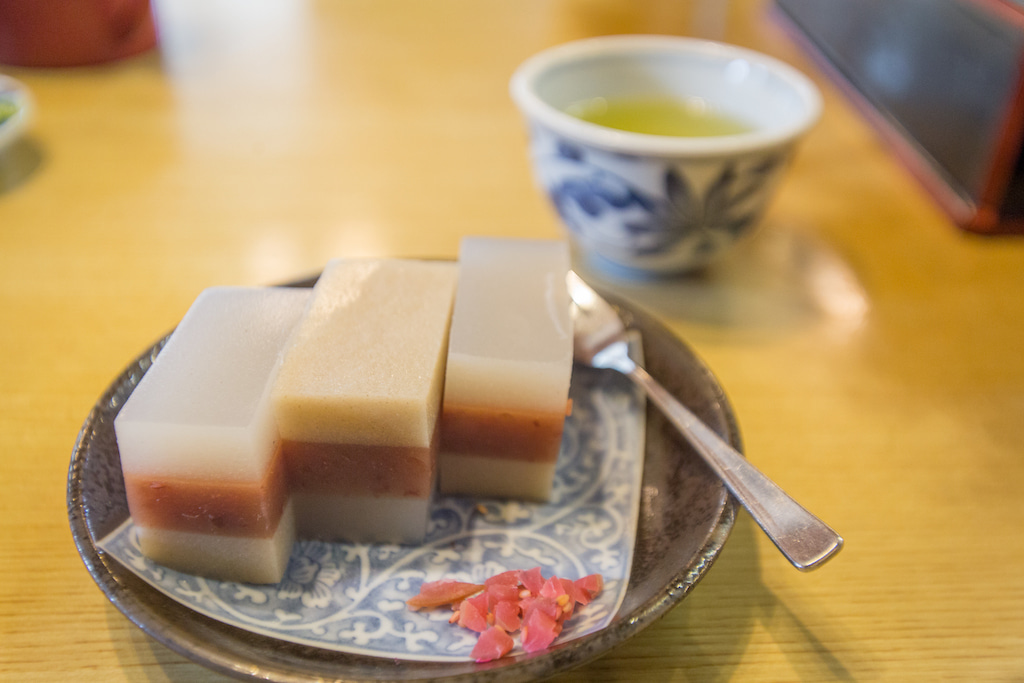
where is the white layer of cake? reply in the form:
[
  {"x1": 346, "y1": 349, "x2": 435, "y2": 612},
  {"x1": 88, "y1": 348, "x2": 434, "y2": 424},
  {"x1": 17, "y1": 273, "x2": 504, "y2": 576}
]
[
  {"x1": 272, "y1": 259, "x2": 458, "y2": 448},
  {"x1": 291, "y1": 494, "x2": 432, "y2": 545},
  {"x1": 439, "y1": 454, "x2": 557, "y2": 501},
  {"x1": 442, "y1": 238, "x2": 572, "y2": 413},
  {"x1": 136, "y1": 502, "x2": 296, "y2": 585},
  {"x1": 115, "y1": 286, "x2": 311, "y2": 481}
]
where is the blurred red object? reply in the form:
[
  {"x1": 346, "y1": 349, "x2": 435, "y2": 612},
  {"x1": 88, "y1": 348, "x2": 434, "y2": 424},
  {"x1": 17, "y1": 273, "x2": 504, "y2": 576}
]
[{"x1": 0, "y1": 0, "x2": 156, "y2": 67}]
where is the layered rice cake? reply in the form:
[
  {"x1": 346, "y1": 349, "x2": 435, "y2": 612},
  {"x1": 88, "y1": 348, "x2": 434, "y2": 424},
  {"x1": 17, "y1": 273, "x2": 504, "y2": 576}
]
[
  {"x1": 114, "y1": 286, "x2": 309, "y2": 584},
  {"x1": 272, "y1": 259, "x2": 458, "y2": 544},
  {"x1": 439, "y1": 238, "x2": 573, "y2": 501}
]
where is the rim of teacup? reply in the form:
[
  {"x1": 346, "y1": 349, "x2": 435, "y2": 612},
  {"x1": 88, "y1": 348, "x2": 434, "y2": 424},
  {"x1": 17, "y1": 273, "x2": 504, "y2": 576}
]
[{"x1": 510, "y1": 34, "x2": 822, "y2": 158}]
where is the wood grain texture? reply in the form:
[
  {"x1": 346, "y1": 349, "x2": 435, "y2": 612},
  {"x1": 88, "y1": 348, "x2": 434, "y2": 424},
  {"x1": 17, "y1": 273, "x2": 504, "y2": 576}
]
[{"x1": 3, "y1": 0, "x2": 1023, "y2": 680}]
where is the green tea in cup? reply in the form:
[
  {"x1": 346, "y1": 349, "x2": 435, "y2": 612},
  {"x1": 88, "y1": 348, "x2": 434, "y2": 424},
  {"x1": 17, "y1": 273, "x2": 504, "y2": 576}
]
[{"x1": 563, "y1": 95, "x2": 751, "y2": 137}]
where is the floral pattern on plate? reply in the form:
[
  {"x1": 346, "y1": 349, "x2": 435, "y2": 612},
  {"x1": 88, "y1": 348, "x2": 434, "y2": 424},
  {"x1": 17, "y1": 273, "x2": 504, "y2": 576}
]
[{"x1": 98, "y1": 362, "x2": 645, "y2": 661}]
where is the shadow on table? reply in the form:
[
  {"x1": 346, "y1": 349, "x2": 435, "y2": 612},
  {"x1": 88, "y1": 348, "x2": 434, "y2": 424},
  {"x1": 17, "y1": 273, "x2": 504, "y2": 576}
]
[
  {"x1": 0, "y1": 137, "x2": 44, "y2": 195},
  {"x1": 554, "y1": 512, "x2": 854, "y2": 682},
  {"x1": 573, "y1": 222, "x2": 869, "y2": 345}
]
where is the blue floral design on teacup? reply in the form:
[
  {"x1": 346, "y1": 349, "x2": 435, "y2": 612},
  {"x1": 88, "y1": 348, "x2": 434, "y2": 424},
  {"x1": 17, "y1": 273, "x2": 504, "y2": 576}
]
[{"x1": 529, "y1": 128, "x2": 790, "y2": 275}]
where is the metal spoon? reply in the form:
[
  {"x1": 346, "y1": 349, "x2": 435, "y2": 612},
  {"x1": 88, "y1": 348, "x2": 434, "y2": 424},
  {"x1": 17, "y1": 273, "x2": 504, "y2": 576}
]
[{"x1": 567, "y1": 271, "x2": 843, "y2": 571}]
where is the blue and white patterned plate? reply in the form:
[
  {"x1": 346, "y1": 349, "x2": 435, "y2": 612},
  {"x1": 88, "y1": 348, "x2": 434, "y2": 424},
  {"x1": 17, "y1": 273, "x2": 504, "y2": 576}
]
[
  {"x1": 96, "y1": 361, "x2": 644, "y2": 661},
  {"x1": 69, "y1": 284, "x2": 738, "y2": 682}
]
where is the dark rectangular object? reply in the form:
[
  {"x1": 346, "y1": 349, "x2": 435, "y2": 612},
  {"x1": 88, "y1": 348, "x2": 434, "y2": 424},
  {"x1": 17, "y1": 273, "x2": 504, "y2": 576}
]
[{"x1": 775, "y1": 0, "x2": 1024, "y2": 234}]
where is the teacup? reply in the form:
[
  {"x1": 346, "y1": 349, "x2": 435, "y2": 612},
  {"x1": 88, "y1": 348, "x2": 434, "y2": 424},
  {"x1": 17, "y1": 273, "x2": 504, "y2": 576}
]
[{"x1": 510, "y1": 35, "x2": 821, "y2": 277}]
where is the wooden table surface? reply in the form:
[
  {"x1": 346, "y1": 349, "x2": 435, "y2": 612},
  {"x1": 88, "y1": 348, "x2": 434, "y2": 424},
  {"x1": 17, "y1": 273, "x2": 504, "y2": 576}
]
[{"x1": 3, "y1": 1, "x2": 1023, "y2": 680}]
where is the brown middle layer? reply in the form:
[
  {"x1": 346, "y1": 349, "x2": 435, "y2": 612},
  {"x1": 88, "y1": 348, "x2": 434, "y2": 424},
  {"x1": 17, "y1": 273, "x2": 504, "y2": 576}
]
[
  {"x1": 123, "y1": 444, "x2": 289, "y2": 538},
  {"x1": 440, "y1": 402, "x2": 566, "y2": 463},
  {"x1": 282, "y1": 426, "x2": 438, "y2": 498}
]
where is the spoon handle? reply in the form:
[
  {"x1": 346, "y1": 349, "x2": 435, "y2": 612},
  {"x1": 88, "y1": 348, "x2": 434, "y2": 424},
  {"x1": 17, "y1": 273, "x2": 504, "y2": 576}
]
[{"x1": 628, "y1": 364, "x2": 843, "y2": 571}]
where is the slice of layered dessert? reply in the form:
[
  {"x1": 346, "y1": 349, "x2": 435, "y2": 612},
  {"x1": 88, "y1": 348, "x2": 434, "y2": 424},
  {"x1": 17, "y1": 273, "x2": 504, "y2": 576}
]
[
  {"x1": 272, "y1": 259, "x2": 458, "y2": 544},
  {"x1": 114, "y1": 286, "x2": 310, "y2": 584},
  {"x1": 439, "y1": 238, "x2": 573, "y2": 501}
]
